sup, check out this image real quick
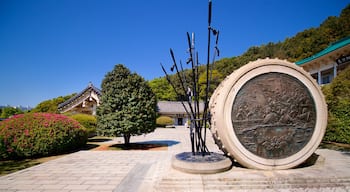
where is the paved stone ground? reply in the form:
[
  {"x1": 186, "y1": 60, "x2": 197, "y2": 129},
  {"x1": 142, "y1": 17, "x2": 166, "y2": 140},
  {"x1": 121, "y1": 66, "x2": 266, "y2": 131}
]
[{"x1": 1, "y1": 127, "x2": 350, "y2": 192}]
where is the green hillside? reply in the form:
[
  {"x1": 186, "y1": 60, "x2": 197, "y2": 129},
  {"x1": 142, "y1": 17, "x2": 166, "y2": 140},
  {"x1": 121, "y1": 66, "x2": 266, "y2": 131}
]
[{"x1": 150, "y1": 4, "x2": 350, "y2": 101}]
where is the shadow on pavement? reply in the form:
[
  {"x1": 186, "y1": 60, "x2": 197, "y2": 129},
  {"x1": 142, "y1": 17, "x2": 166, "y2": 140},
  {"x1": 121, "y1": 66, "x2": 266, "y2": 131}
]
[
  {"x1": 108, "y1": 140, "x2": 180, "y2": 150},
  {"x1": 138, "y1": 140, "x2": 180, "y2": 146},
  {"x1": 88, "y1": 138, "x2": 113, "y2": 143}
]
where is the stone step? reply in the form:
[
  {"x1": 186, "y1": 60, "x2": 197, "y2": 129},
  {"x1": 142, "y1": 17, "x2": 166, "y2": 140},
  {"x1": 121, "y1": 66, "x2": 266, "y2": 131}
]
[{"x1": 156, "y1": 177, "x2": 350, "y2": 191}]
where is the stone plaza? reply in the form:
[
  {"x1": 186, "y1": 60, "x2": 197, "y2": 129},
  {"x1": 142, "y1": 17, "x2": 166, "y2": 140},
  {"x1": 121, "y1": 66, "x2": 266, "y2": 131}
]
[{"x1": 1, "y1": 127, "x2": 350, "y2": 192}]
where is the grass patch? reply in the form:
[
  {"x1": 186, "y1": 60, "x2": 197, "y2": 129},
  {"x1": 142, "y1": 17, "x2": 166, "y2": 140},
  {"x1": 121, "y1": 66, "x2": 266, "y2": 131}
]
[
  {"x1": 319, "y1": 142, "x2": 350, "y2": 152},
  {"x1": 0, "y1": 138, "x2": 104, "y2": 176},
  {"x1": 0, "y1": 137, "x2": 112, "y2": 176},
  {"x1": 0, "y1": 154, "x2": 64, "y2": 176},
  {"x1": 88, "y1": 137, "x2": 113, "y2": 143},
  {"x1": 0, "y1": 159, "x2": 40, "y2": 176}
]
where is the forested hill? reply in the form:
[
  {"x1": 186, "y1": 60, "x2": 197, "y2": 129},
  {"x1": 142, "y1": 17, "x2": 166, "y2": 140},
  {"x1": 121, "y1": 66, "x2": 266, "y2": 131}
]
[
  {"x1": 214, "y1": 4, "x2": 350, "y2": 77},
  {"x1": 149, "y1": 4, "x2": 350, "y2": 101}
]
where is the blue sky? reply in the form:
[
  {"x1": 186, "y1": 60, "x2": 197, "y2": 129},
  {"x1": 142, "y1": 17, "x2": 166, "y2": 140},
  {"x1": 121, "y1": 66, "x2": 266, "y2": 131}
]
[{"x1": 0, "y1": 0, "x2": 348, "y2": 107}]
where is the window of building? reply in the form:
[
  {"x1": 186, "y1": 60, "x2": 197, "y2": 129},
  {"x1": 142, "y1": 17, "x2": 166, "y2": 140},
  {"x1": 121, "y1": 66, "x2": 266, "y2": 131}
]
[
  {"x1": 322, "y1": 75, "x2": 331, "y2": 84},
  {"x1": 321, "y1": 68, "x2": 334, "y2": 84}
]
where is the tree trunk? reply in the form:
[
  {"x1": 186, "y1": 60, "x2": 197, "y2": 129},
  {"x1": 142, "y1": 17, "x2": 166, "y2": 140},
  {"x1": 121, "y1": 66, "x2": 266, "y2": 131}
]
[{"x1": 123, "y1": 134, "x2": 131, "y2": 146}]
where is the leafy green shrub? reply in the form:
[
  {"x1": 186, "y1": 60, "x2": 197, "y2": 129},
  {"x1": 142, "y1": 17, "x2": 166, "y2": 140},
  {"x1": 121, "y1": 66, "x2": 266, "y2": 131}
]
[
  {"x1": 323, "y1": 113, "x2": 350, "y2": 143},
  {"x1": 0, "y1": 113, "x2": 87, "y2": 160},
  {"x1": 69, "y1": 114, "x2": 97, "y2": 137},
  {"x1": 322, "y1": 66, "x2": 350, "y2": 144},
  {"x1": 156, "y1": 116, "x2": 174, "y2": 127}
]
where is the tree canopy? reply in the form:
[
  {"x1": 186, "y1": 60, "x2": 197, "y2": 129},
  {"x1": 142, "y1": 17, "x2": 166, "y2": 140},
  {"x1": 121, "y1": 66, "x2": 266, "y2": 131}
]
[
  {"x1": 148, "y1": 77, "x2": 177, "y2": 101},
  {"x1": 0, "y1": 107, "x2": 24, "y2": 118},
  {"x1": 31, "y1": 94, "x2": 75, "y2": 113},
  {"x1": 97, "y1": 64, "x2": 157, "y2": 145}
]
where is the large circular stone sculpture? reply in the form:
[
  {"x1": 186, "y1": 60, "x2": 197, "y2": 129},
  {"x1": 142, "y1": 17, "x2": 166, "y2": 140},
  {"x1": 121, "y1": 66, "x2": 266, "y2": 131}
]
[{"x1": 210, "y1": 58, "x2": 327, "y2": 170}]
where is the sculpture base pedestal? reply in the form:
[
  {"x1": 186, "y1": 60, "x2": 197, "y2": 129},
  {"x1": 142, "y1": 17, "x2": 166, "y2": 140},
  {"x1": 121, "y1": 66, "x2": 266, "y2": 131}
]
[{"x1": 171, "y1": 152, "x2": 232, "y2": 174}]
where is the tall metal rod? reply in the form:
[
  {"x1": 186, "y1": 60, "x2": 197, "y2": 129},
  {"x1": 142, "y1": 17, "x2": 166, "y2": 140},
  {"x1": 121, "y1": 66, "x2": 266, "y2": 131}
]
[
  {"x1": 169, "y1": 49, "x2": 196, "y2": 116},
  {"x1": 186, "y1": 32, "x2": 201, "y2": 154},
  {"x1": 202, "y1": 0, "x2": 213, "y2": 154},
  {"x1": 210, "y1": 30, "x2": 219, "y2": 83},
  {"x1": 160, "y1": 0, "x2": 218, "y2": 156},
  {"x1": 195, "y1": 51, "x2": 202, "y2": 152}
]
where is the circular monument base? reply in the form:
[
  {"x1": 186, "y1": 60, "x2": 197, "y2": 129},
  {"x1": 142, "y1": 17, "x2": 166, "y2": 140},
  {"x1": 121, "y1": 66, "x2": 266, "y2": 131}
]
[{"x1": 171, "y1": 152, "x2": 232, "y2": 174}]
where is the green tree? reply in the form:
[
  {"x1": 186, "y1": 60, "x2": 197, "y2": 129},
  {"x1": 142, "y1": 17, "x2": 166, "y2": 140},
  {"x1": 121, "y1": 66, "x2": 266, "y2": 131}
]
[
  {"x1": 198, "y1": 69, "x2": 223, "y2": 100},
  {"x1": 148, "y1": 77, "x2": 177, "y2": 101},
  {"x1": 31, "y1": 94, "x2": 75, "y2": 113},
  {"x1": 97, "y1": 64, "x2": 157, "y2": 145},
  {"x1": 0, "y1": 107, "x2": 23, "y2": 118}
]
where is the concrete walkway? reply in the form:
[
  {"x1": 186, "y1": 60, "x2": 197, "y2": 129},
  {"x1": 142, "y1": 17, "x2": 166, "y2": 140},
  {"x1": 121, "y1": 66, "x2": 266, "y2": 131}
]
[{"x1": 1, "y1": 127, "x2": 350, "y2": 192}]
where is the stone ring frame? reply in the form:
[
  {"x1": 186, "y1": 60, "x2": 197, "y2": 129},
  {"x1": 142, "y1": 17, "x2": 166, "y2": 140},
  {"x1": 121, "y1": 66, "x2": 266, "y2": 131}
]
[{"x1": 210, "y1": 58, "x2": 327, "y2": 170}]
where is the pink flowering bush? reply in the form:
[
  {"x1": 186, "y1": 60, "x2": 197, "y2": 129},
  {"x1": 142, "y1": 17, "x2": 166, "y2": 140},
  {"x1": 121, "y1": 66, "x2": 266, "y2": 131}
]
[{"x1": 0, "y1": 113, "x2": 87, "y2": 160}]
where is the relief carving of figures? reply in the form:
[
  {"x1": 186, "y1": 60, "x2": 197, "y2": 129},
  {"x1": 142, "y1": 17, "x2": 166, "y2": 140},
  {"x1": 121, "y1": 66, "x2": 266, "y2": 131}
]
[{"x1": 231, "y1": 72, "x2": 316, "y2": 159}]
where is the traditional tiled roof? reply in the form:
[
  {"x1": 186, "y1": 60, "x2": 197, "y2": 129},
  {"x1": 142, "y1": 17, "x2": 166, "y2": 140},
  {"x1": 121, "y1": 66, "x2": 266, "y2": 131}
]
[
  {"x1": 58, "y1": 83, "x2": 101, "y2": 110},
  {"x1": 296, "y1": 36, "x2": 350, "y2": 65},
  {"x1": 157, "y1": 101, "x2": 204, "y2": 115}
]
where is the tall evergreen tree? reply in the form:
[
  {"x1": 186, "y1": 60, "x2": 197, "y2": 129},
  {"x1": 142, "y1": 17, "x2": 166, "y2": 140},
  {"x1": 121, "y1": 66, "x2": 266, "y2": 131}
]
[{"x1": 96, "y1": 64, "x2": 157, "y2": 145}]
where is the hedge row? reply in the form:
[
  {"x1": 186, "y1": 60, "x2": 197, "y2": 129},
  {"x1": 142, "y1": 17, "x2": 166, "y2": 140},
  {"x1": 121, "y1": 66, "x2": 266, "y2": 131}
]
[
  {"x1": 156, "y1": 116, "x2": 174, "y2": 127},
  {"x1": 68, "y1": 113, "x2": 97, "y2": 137}
]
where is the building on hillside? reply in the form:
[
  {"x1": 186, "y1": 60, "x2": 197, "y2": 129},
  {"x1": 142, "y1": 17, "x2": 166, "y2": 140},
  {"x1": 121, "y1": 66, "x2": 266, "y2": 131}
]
[
  {"x1": 58, "y1": 83, "x2": 101, "y2": 115},
  {"x1": 157, "y1": 101, "x2": 204, "y2": 126},
  {"x1": 296, "y1": 36, "x2": 350, "y2": 85}
]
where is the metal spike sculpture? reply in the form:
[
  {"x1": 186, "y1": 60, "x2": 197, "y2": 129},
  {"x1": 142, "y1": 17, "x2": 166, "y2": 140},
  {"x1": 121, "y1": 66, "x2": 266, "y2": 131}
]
[{"x1": 161, "y1": 0, "x2": 219, "y2": 156}]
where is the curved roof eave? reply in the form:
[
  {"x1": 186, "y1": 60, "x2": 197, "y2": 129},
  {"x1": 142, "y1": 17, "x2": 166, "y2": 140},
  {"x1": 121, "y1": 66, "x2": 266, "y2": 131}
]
[
  {"x1": 58, "y1": 83, "x2": 101, "y2": 109},
  {"x1": 296, "y1": 36, "x2": 350, "y2": 65}
]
